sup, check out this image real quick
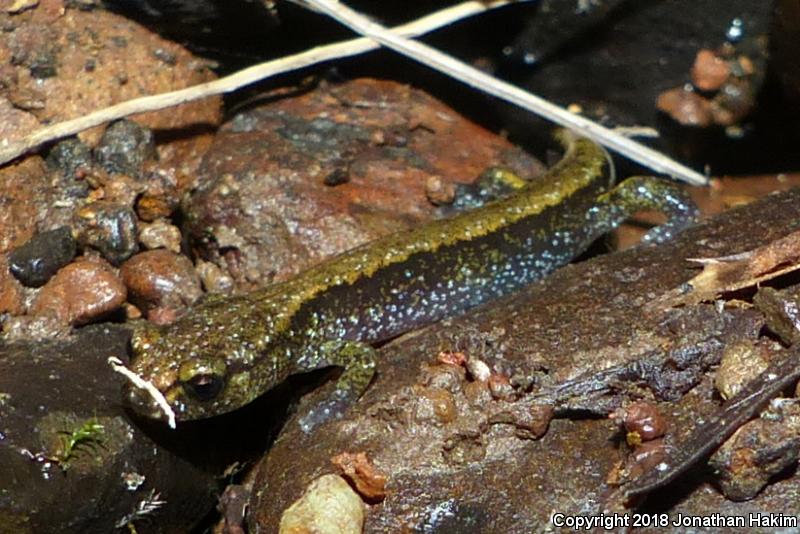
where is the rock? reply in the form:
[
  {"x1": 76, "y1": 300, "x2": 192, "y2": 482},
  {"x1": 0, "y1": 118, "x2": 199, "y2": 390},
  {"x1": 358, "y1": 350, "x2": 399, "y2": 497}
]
[
  {"x1": 424, "y1": 175, "x2": 456, "y2": 206},
  {"x1": 249, "y1": 189, "x2": 800, "y2": 532},
  {"x1": 0, "y1": 325, "x2": 218, "y2": 533},
  {"x1": 45, "y1": 136, "x2": 92, "y2": 181},
  {"x1": 753, "y1": 285, "x2": 800, "y2": 344},
  {"x1": 93, "y1": 119, "x2": 155, "y2": 178},
  {"x1": 1, "y1": 313, "x2": 70, "y2": 341},
  {"x1": 691, "y1": 49, "x2": 731, "y2": 91},
  {"x1": 715, "y1": 339, "x2": 772, "y2": 400},
  {"x1": 0, "y1": 156, "x2": 50, "y2": 254},
  {"x1": 8, "y1": 226, "x2": 76, "y2": 287},
  {"x1": 135, "y1": 169, "x2": 179, "y2": 222},
  {"x1": 138, "y1": 219, "x2": 182, "y2": 253},
  {"x1": 195, "y1": 259, "x2": 234, "y2": 294},
  {"x1": 73, "y1": 201, "x2": 138, "y2": 265},
  {"x1": 120, "y1": 249, "x2": 202, "y2": 323},
  {"x1": 501, "y1": 0, "x2": 772, "y2": 167},
  {"x1": 30, "y1": 258, "x2": 126, "y2": 325},
  {"x1": 710, "y1": 399, "x2": 800, "y2": 501},
  {"x1": 620, "y1": 401, "x2": 668, "y2": 443},
  {"x1": 278, "y1": 474, "x2": 365, "y2": 534},
  {"x1": 0, "y1": 5, "x2": 221, "y2": 149},
  {"x1": 185, "y1": 78, "x2": 544, "y2": 291},
  {"x1": 0, "y1": 255, "x2": 24, "y2": 315},
  {"x1": 656, "y1": 87, "x2": 713, "y2": 127}
]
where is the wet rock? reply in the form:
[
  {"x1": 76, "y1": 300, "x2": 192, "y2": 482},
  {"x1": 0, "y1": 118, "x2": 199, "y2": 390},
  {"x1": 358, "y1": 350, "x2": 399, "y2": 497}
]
[
  {"x1": 44, "y1": 137, "x2": 91, "y2": 198},
  {"x1": 249, "y1": 189, "x2": 800, "y2": 532},
  {"x1": 424, "y1": 175, "x2": 456, "y2": 206},
  {"x1": 656, "y1": 87, "x2": 713, "y2": 127},
  {"x1": 619, "y1": 401, "x2": 668, "y2": 444},
  {"x1": 73, "y1": 201, "x2": 138, "y2": 265},
  {"x1": 331, "y1": 452, "x2": 388, "y2": 502},
  {"x1": 715, "y1": 339, "x2": 772, "y2": 400},
  {"x1": 120, "y1": 249, "x2": 202, "y2": 323},
  {"x1": 278, "y1": 474, "x2": 364, "y2": 534},
  {"x1": 195, "y1": 259, "x2": 234, "y2": 294},
  {"x1": 30, "y1": 257, "x2": 126, "y2": 325},
  {"x1": 46, "y1": 137, "x2": 92, "y2": 179},
  {"x1": 691, "y1": 49, "x2": 732, "y2": 91},
  {"x1": 0, "y1": 255, "x2": 24, "y2": 315},
  {"x1": 753, "y1": 285, "x2": 800, "y2": 345},
  {"x1": 8, "y1": 226, "x2": 76, "y2": 287},
  {"x1": 135, "y1": 169, "x2": 179, "y2": 222},
  {"x1": 0, "y1": 6, "x2": 221, "y2": 150},
  {"x1": 0, "y1": 325, "x2": 218, "y2": 533},
  {"x1": 8, "y1": 15, "x2": 58, "y2": 79},
  {"x1": 94, "y1": 120, "x2": 155, "y2": 178},
  {"x1": 185, "y1": 78, "x2": 544, "y2": 290},
  {"x1": 1, "y1": 313, "x2": 70, "y2": 341},
  {"x1": 502, "y1": 0, "x2": 773, "y2": 169},
  {"x1": 710, "y1": 399, "x2": 800, "y2": 501},
  {"x1": 138, "y1": 219, "x2": 181, "y2": 253},
  {"x1": 0, "y1": 156, "x2": 50, "y2": 254},
  {"x1": 612, "y1": 438, "x2": 669, "y2": 486},
  {"x1": 218, "y1": 483, "x2": 250, "y2": 534}
]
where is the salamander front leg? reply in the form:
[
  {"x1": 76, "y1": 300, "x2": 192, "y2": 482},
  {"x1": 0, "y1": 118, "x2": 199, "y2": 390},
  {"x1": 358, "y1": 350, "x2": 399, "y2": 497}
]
[
  {"x1": 295, "y1": 340, "x2": 378, "y2": 433},
  {"x1": 590, "y1": 176, "x2": 700, "y2": 243}
]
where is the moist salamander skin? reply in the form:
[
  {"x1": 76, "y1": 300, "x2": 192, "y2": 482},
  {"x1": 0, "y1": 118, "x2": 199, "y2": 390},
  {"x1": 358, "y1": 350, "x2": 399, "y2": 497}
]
[{"x1": 125, "y1": 130, "x2": 698, "y2": 430}]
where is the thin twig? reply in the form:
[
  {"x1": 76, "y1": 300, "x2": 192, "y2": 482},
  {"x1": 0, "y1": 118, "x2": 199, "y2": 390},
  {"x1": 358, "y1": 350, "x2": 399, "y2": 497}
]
[
  {"x1": 108, "y1": 356, "x2": 177, "y2": 429},
  {"x1": 291, "y1": 0, "x2": 709, "y2": 186},
  {"x1": 0, "y1": 0, "x2": 514, "y2": 165}
]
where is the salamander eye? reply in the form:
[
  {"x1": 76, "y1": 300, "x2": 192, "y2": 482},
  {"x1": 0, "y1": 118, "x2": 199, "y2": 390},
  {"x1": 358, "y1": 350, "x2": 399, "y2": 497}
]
[
  {"x1": 185, "y1": 373, "x2": 224, "y2": 401},
  {"x1": 178, "y1": 359, "x2": 228, "y2": 402}
]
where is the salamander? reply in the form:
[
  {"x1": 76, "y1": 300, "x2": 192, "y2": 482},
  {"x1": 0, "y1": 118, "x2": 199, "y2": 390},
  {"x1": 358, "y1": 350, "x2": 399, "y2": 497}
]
[{"x1": 124, "y1": 130, "x2": 698, "y2": 430}]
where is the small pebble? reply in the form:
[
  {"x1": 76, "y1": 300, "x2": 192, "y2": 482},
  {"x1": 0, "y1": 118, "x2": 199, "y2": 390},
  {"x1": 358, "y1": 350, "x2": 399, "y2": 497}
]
[
  {"x1": 120, "y1": 249, "x2": 202, "y2": 321},
  {"x1": 218, "y1": 484, "x2": 249, "y2": 534},
  {"x1": 488, "y1": 373, "x2": 514, "y2": 400},
  {"x1": 620, "y1": 401, "x2": 667, "y2": 443},
  {"x1": 46, "y1": 137, "x2": 92, "y2": 181},
  {"x1": 8, "y1": 226, "x2": 77, "y2": 287},
  {"x1": 436, "y1": 350, "x2": 466, "y2": 367},
  {"x1": 73, "y1": 201, "x2": 138, "y2": 265},
  {"x1": 415, "y1": 386, "x2": 457, "y2": 424},
  {"x1": 656, "y1": 87, "x2": 713, "y2": 127},
  {"x1": 331, "y1": 452, "x2": 388, "y2": 501},
  {"x1": 136, "y1": 171, "x2": 179, "y2": 221},
  {"x1": 525, "y1": 403, "x2": 554, "y2": 439},
  {"x1": 715, "y1": 340, "x2": 770, "y2": 400},
  {"x1": 103, "y1": 174, "x2": 141, "y2": 207},
  {"x1": 279, "y1": 474, "x2": 364, "y2": 534},
  {"x1": 323, "y1": 168, "x2": 350, "y2": 186},
  {"x1": 710, "y1": 78, "x2": 755, "y2": 126},
  {"x1": 7, "y1": 0, "x2": 39, "y2": 14},
  {"x1": 138, "y1": 219, "x2": 182, "y2": 253},
  {"x1": 625, "y1": 438, "x2": 668, "y2": 481},
  {"x1": 466, "y1": 357, "x2": 491, "y2": 382},
  {"x1": 691, "y1": 49, "x2": 731, "y2": 92},
  {"x1": 425, "y1": 175, "x2": 456, "y2": 206},
  {"x1": 30, "y1": 258, "x2": 127, "y2": 325},
  {"x1": 93, "y1": 119, "x2": 155, "y2": 178},
  {"x1": 196, "y1": 259, "x2": 234, "y2": 293},
  {"x1": 422, "y1": 362, "x2": 466, "y2": 394}
]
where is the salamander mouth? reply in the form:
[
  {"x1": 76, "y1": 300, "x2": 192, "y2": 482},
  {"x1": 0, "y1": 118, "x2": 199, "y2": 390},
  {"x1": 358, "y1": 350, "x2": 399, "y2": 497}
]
[{"x1": 116, "y1": 364, "x2": 182, "y2": 428}]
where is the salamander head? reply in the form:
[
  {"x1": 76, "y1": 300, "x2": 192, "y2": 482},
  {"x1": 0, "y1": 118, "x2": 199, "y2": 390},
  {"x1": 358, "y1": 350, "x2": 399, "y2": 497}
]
[{"x1": 124, "y1": 300, "x2": 269, "y2": 422}]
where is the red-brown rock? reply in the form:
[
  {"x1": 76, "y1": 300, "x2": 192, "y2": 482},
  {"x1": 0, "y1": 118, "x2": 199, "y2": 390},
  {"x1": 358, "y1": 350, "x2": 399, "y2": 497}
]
[
  {"x1": 120, "y1": 249, "x2": 202, "y2": 323},
  {"x1": 30, "y1": 258, "x2": 126, "y2": 325}
]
